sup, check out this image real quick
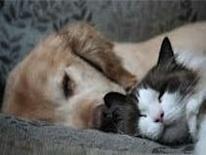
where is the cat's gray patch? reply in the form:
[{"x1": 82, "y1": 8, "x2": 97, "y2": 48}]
[{"x1": 134, "y1": 37, "x2": 199, "y2": 100}]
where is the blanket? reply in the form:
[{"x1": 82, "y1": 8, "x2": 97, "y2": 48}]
[{"x1": 0, "y1": 114, "x2": 193, "y2": 155}]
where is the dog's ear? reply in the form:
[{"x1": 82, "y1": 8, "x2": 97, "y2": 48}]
[
  {"x1": 104, "y1": 92, "x2": 127, "y2": 108},
  {"x1": 102, "y1": 92, "x2": 138, "y2": 135},
  {"x1": 59, "y1": 22, "x2": 137, "y2": 91}
]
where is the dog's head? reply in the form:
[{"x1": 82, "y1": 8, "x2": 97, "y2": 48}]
[{"x1": 2, "y1": 23, "x2": 124, "y2": 129}]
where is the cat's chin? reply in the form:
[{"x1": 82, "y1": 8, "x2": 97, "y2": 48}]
[
  {"x1": 159, "y1": 120, "x2": 191, "y2": 145},
  {"x1": 162, "y1": 119, "x2": 177, "y2": 126},
  {"x1": 138, "y1": 118, "x2": 164, "y2": 141},
  {"x1": 137, "y1": 121, "x2": 191, "y2": 145}
]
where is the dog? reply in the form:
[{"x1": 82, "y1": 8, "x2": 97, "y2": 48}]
[
  {"x1": 2, "y1": 21, "x2": 206, "y2": 131},
  {"x1": 1, "y1": 23, "x2": 136, "y2": 129}
]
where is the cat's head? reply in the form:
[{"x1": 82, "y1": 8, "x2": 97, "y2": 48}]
[{"x1": 132, "y1": 37, "x2": 198, "y2": 143}]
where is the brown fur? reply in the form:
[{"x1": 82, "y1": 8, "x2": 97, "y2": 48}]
[{"x1": 59, "y1": 23, "x2": 137, "y2": 91}]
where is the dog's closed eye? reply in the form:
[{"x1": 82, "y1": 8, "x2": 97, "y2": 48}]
[{"x1": 62, "y1": 73, "x2": 74, "y2": 98}]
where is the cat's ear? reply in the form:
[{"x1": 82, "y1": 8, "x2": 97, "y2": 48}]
[{"x1": 157, "y1": 37, "x2": 175, "y2": 66}]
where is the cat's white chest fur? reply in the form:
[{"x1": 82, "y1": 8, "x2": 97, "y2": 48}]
[
  {"x1": 176, "y1": 50, "x2": 206, "y2": 154},
  {"x1": 176, "y1": 50, "x2": 206, "y2": 139}
]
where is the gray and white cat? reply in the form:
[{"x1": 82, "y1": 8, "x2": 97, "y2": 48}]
[{"x1": 132, "y1": 37, "x2": 206, "y2": 154}]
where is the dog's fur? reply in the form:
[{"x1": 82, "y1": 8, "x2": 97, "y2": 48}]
[
  {"x1": 2, "y1": 23, "x2": 135, "y2": 129},
  {"x1": 2, "y1": 22, "x2": 206, "y2": 129},
  {"x1": 100, "y1": 92, "x2": 138, "y2": 135}
]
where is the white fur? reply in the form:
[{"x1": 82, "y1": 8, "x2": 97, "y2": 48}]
[
  {"x1": 186, "y1": 97, "x2": 201, "y2": 139},
  {"x1": 136, "y1": 88, "x2": 188, "y2": 143},
  {"x1": 138, "y1": 116, "x2": 163, "y2": 140},
  {"x1": 195, "y1": 115, "x2": 206, "y2": 155},
  {"x1": 175, "y1": 49, "x2": 206, "y2": 71},
  {"x1": 138, "y1": 88, "x2": 163, "y2": 119},
  {"x1": 161, "y1": 92, "x2": 186, "y2": 125},
  {"x1": 137, "y1": 88, "x2": 163, "y2": 140},
  {"x1": 177, "y1": 51, "x2": 206, "y2": 151},
  {"x1": 136, "y1": 50, "x2": 206, "y2": 153}
]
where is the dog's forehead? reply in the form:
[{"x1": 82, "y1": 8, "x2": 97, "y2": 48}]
[
  {"x1": 13, "y1": 35, "x2": 77, "y2": 95},
  {"x1": 36, "y1": 38, "x2": 73, "y2": 67}
]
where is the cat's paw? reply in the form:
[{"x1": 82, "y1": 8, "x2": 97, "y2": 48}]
[
  {"x1": 186, "y1": 98, "x2": 201, "y2": 140},
  {"x1": 194, "y1": 133, "x2": 206, "y2": 155},
  {"x1": 187, "y1": 115, "x2": 197, "y2": 140}
]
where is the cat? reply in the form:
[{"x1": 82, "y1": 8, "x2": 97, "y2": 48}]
[{"x1": 132, "y1": 37, "x2": 206, "y2": 154}]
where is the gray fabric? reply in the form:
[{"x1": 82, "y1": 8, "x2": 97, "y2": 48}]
[
  {"x1": 0, "y1": 0, "x2": 206, "y2": 154},
  {"x1": 0, "y1": 114, "x2": 193, "y2": 155}
]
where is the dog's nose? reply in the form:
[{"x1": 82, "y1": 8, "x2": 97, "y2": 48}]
[
  {"x1": 154, "y1": 112, "x2": 164, "y2": 123},
  {"x1": 92, "y1": 104, "x2": 106, "y2": 129}
]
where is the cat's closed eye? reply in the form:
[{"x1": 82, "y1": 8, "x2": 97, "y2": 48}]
[{"x1": 139, "y1": 114, "x2": 147, "y2": 117}]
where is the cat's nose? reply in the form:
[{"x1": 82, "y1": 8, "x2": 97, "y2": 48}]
[{"x1": 154, "y1": 112, "x2": 164, "y2": 123}]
